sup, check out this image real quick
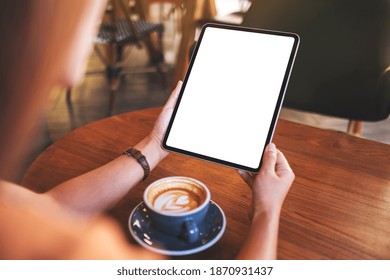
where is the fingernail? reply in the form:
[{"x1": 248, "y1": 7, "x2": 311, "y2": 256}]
[{"x1": 268, "y1": 143, "x2": 276, "y2": 153}]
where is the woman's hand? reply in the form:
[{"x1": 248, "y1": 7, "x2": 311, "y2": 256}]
[
  {"x1": 238, "y1": 143, "x2": 295, "y2": 218},
  {"x1": 236, "y1": 143, "x2": 294, "y2": 259},
  {"x1": 149, "y1": 81, "x2": 182, "y2": 157}
]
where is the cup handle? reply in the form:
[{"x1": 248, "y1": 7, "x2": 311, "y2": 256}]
[{"x1": 181, "y1": 220, "x2": 199, "y2": 243}]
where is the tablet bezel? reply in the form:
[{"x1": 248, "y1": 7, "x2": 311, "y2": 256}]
[{"x1": 162, "y1": 23, "x2": 299, "y2": 173}]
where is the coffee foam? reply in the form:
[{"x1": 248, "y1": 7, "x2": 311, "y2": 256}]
[
  {"x1": 153, "y1": 189, "x2": 200, "y2": 213},
  {"x1": 147, "y1": 180, "x2": 206, "y2": 214}
]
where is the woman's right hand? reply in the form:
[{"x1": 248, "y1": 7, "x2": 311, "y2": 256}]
[{"x1": 238, "y1": 143, "x2": 295, "y2": 219}]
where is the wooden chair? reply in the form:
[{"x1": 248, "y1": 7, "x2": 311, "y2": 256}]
[
  {"x1": 197, "y1": 0, "x2": 253, "y2": 26},
  {"x1": 67, "y1": 0, "x2": 167, "y2": 114},
  {"x1": 141, "y1": 0, "x2": 217, "y2": 89},
  {"x1": 242, "y1": 0, "x2": 390, "y2": 136}
]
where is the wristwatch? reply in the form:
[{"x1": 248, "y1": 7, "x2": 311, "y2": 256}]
[{"x1": 123, "y1": 147, "x2": 150, "y2": 181}]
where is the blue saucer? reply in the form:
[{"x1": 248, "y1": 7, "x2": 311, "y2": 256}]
[{"x1": 128, "y1": 201, "x2": 226, "y2": 256}]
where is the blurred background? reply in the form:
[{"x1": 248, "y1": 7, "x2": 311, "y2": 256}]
[{"x1": 25, "y1": 0, "x2": 390, "y2": 181}]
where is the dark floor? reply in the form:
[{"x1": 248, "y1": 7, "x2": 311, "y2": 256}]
[{"x1": 48, "y1": 71, "x2": 173, "y2": 141}]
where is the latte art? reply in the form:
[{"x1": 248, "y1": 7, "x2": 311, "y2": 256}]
[
  {"x1": 146, "y1": 178, "x2": 208, "y2": 214},
  {"x1": 153, "y1": 189, "x2": 201, "y2": 213}
]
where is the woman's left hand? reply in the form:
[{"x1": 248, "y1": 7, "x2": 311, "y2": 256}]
[{"x1": 149, "y1": 81, "x2": 182, "y2": 156}]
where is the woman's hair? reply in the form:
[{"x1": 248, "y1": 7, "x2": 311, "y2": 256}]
[{"x1": 0, "y1": 0, "x2": 101, "y2": 180}]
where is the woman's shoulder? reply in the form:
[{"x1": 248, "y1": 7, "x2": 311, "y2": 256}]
[
  {"x1": 0, "y1": 180, "x2": 44, "y2": 205},
  {"x1": 0, "y1": 180, "x2": 160, "y2": 259}
]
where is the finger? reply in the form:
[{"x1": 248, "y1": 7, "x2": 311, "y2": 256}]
[
  {"x1": 275, "y1": 150, "x2": 294, "y2": 177},
  {"x1": 262, "y1": 143, "x2": 277, "y2": 172},
  {"x1": 237, "y1": 170, "x2": 254, "y2": 189},
  {"x1": 164, "y1": 81, "x2": 182, "y2": 110}
]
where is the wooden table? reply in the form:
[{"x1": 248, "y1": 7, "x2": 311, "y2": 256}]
[{"x1": 22, "y1": 107, "x2": 390, "y2": 259}]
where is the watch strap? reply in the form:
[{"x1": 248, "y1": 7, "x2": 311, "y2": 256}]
[{"x1": 123, "y1": 147, "x2": 150, "y2": 181}]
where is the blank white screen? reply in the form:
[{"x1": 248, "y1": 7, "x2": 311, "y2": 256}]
[{"x1": 166, "y1": 27, "x2": 295, "y2": 169}]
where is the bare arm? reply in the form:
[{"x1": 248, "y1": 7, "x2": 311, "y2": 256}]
[
  {"x1": 45, "y1": 82, "x2": 182, "y2": 217},
  {"x1": 236, "y1": 143, "x2": 295, "y2": 259}
]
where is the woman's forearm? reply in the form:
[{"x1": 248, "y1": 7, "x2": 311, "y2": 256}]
[
  {"x1": 45, "y1": 135, "x2": 165, "y2": 217},
  {"x1": 236, "y1": 210, "x2": 281, "y2": 260}
]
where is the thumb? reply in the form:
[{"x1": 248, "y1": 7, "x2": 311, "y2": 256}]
[{"x1": 262, "y1": 143, "x2": 277, "y2": 172}]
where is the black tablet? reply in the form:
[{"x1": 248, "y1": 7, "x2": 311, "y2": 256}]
[{"x1": 163, "y1": 24, "x2": 299, "y2": 173}]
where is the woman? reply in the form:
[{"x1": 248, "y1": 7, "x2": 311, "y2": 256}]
[{"x1": 0, "y1": 0, "x2": 294, "y2": 259}]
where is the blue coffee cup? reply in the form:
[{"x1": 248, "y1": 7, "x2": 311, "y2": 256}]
[{"x1": 144, "y1": 177, "x2": 210, "y2": 243}]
